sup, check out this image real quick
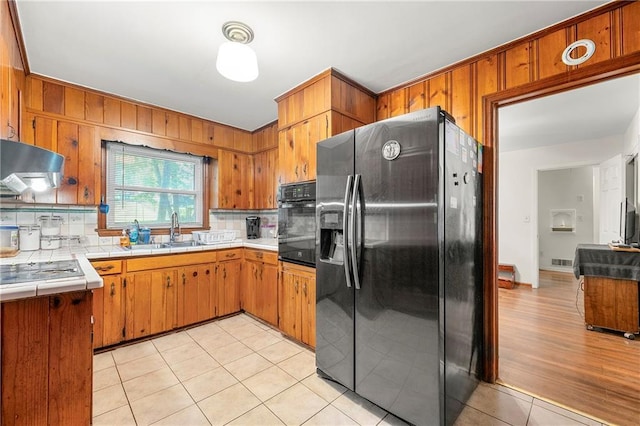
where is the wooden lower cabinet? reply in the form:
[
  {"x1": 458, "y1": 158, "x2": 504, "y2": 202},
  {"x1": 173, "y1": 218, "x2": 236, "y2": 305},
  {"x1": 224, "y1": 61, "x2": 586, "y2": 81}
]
[
  {"x1": 243, "y1": 249, "x2": 278, "y2": 326},
  {"x1": 91, "y1": 260, "x2": 125, "y2": 348},
  {"x1": 278, "y1": 262, "x2": 316, "y2": 347},
  {"x1": 90, "y1": 248, "x2": 288, "y2": 350},
  {"x1": 217, "y1": 253, "x2": 242, "y2": 317},
  {"x1": 1, "y1": 291, "x2": 93, "y2": 425},
  {"x1": 584, "y1": 276, "x2": 640, "y2": 333},
  {"x1": 178, "y1": 263, "x2": 217, "y2": 327}
]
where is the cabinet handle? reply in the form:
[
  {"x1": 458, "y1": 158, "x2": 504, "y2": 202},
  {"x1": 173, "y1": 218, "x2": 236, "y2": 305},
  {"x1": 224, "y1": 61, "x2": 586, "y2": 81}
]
[
  {"x1": 303, "y1": 282, "x2": 307, "y2": 297},
  {"x1": 295, "y1": 165, "x2": 299, "y2": 178},
  {"x1": 110, "y1": 282, "x2": 115, "y2": 296},
  {"x1": 225, "y1": 253, "x2": 235, "y2": 258},
  {"x1": 303, "y1": 162, "x2": 307, "y2": 175},
  {"x1": 193, "y1": 271, "x2": 198, "y2": 277},
  {"x1": 260, "y1": 268, "x2": 263, "y2": 280},
  {"x1": 96, "y1": 265, "x2": 114, "y2": 271},
  {"x1": 206, "y1": 269, "x2": 210, "y2": 275},
  {"x1": 223, "y1": 268, "x2": 227, "y2": 279},
  {"x1": 295, "y1": 280, "x2": 299, "y2": 292},
  {"x1": 182, "y1": 273, "x2": 186, "y2": 285},
  {"x1": 254, "y1": 268, "x2": 258, "y2": 279},
  {"x1": 167, "y1": 276, "x2": 171, "y2": 288},
  {"x1": 256, "y1": 252, "x2": 263, "y2": 259}
]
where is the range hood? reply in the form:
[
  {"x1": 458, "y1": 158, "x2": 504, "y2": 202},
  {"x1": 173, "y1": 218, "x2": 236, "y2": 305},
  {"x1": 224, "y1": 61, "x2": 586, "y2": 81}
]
[{"x1": 0, "y1": 139, "x2": 64, "y2": 194}]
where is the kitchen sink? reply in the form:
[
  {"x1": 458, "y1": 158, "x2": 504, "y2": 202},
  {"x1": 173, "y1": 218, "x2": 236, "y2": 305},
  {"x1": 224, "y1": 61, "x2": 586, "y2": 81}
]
[
  {"x1": 125, "y1": 243, "x2": 166, "y2": 250},
  {"x1": 164, "y1": 241, "x2": 199, "y2": 248},
  {"x1": 124, "y1": 241, "x2": 200, "y2": 250}
]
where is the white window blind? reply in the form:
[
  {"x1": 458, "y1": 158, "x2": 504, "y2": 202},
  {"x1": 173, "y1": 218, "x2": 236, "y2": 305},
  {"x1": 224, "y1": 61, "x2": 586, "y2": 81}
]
[{"x1": 105, "y1": 141, "x2": 204, "y2": 229}]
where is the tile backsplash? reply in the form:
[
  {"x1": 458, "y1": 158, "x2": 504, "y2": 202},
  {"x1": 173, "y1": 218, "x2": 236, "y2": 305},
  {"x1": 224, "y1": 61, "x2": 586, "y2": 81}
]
[{"x1": 0, "y1": 202, "x2": 277, "y2": 247}]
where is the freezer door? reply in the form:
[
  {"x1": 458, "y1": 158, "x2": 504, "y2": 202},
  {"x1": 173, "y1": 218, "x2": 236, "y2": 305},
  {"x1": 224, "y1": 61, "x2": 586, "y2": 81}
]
[
  {"x1": 443, "y1": 120, "x2": 482, "y2": 425},
  {"x1": 316, "y1": 130, "x2": 356, "y2": 390},
  {"x1": 353, "y1": 108, "x2": 442, "y2": 425}
]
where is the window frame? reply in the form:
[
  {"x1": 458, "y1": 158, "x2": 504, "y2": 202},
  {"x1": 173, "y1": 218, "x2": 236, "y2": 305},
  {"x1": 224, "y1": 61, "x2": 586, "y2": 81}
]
[{"x1": 101, "y1": 140, "x2": 208, "y2": 232}]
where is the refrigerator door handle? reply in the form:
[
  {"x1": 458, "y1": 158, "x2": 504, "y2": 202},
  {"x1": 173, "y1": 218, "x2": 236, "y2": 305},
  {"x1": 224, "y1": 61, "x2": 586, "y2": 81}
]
[
  {"x1": 343, "y1": 175, "x2": 353, "y2": 288},
  {"x1": 351, "y1": 174, "x2": 362, "y2": 290}
]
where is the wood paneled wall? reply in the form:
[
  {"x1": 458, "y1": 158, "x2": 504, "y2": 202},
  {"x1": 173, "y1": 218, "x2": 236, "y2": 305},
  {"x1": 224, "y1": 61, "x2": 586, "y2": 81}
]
[
  {"x1": 0, "y1": 0, "x2": 25, "y2": 140},
  {"x1": 377, "y1": 1, "x2": 640, "y2": 144},
  {"x1": 252, "y1": 120, "x2": 278, "y2": 153},
  {"x1": 24, "y1": 76, "x2": 254, "y2": 155}
]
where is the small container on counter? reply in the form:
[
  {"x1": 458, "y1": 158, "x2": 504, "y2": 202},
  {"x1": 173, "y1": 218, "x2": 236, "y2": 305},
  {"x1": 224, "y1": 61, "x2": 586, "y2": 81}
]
[
  {"x1": 39, "y1": 215, "x2": 63, "y2": 236},
  {"x1": 40, "y1": 236, "x2": 61, "y2": 250},
  {"x1": 139, "y1": 227, "x2": 151, "y2": 244},
  {"x1": 0, "y1": 225, "x2": 19, "y2": 257},
  {"x1": 19, "y1": 224, "x2": 41, "y2": 251}
]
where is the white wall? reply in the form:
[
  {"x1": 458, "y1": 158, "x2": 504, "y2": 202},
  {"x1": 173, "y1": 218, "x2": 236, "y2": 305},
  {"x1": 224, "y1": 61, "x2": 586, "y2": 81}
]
[
  {"x1": 498, "y1": 136, "x2": 623, "y2": 286},
  {"x1": 537, "y1": 166, "x2": 595, "y2": 271}
]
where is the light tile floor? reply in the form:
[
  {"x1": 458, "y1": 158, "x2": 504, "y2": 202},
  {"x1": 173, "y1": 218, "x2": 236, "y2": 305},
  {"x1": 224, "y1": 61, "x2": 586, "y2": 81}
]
[{"x1": 93, "y1": 314, "x2": 606, "y2": 426}]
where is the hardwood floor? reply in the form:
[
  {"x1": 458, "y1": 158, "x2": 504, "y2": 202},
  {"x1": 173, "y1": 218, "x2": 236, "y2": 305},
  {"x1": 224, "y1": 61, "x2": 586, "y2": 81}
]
[{"x1": 498, "y1": 270, "x2": 640, "y2": 426}]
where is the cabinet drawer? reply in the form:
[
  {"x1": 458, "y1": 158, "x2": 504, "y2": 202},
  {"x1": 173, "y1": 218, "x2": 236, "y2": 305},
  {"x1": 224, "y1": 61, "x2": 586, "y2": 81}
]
[
  {"x1": 127, "y1": 251, "x2": 218, "y2": 272},
  {"x1": 244, "y1": 249, "x2": 277, "y2": 265},
  {"x1": 91, "y1": 260, "x2": 122, "y2": 275},
  {"x1": 218, "y1": 249, "x2": 243, "y2": 261}
]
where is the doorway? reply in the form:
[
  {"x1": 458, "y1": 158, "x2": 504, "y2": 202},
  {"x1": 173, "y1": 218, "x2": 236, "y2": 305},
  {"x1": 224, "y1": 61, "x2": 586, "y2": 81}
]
[{"x1": 494, "y1": 74, "x2": 640, "y2": 424}]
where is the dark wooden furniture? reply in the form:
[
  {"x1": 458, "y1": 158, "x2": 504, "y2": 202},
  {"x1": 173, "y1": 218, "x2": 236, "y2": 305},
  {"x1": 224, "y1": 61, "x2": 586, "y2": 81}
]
[
  {"x1": 574, "y1": 244, "x2": 640, "y2": 338},
  {"x1": 498, "y1": 264, "x2": 516, "y2": 289}
]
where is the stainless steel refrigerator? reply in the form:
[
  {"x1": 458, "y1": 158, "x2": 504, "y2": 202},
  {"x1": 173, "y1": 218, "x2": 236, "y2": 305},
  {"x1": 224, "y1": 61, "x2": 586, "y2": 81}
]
[{"x1": 316, "y1": 107, "x2": 483, "y2": 426}]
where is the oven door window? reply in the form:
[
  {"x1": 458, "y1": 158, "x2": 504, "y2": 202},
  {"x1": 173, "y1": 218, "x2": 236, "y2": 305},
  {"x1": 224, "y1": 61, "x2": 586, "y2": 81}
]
[{"x1": 278, "y1": 202, "x2": 316, "y2": 266}]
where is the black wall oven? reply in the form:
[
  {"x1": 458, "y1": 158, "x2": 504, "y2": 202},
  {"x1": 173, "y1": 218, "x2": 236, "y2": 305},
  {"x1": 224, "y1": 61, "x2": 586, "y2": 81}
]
[{"x1": 278, "y1": 181, "x2": 316, "y2": 267}]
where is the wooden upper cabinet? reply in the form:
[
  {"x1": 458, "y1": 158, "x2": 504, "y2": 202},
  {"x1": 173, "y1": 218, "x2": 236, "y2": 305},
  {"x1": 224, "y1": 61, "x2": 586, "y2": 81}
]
[
  {"x1": 277, "y1": 113, "x2": 328, "y2": 185},
  {"x1": 276, "y1": 69, "x2": 373, "y2": 185},
  {"x1": 254, "y1": 148, "x2": 278, "y2": 209},
  {"x1": 217, "y1": 149, "x2": 254, "y2": 209}
]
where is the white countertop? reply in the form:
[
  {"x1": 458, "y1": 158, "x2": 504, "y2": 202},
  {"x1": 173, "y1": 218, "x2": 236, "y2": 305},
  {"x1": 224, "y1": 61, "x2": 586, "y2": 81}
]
[{"x1": 0, "y1": 238, "x2": 277, "y2": 302}]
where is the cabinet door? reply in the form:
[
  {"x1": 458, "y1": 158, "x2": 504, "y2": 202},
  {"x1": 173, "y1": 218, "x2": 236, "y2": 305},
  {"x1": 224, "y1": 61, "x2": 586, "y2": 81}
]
[
  {"x1": 301, "y1": 274, "x2": 316, "y2": 347},
  {"x1": 178, "y1": 263, "x2": 216, "y2": 326},
  {"x1": 178, "y1": 266, "x2": 200, "y2": 327},
  {"x1": 150, "y1": 269, "x2": 178, "y2": 335},
  {"x1": 217, "y1": 260, "x2": 242, "y2": 316},
  {"x1": 48, "y1": 291, "x2": 93, "y2": 425},
  {"x1": 197, "y1": 264, "x2": 216, "y2": 322},
  {"x1": 218, "y1": 150, "x2": 254, "y2": 209},
  {"x1": 126, "y1": 272, "x2": 152, "y2": 339},
  {"x1": 260, "y1": 263, "x2": 279, "y2": 326},
  {"x1": 103, "y1": 275, "x2": 125, "y2": 347},
  {"x1": 279, "y1": 269, "x2": 300, "y2": 339},
  {"x1": 243, "y1": 261, "x2": 258, "y2": 316},
  {"x1": 254, "y1": 148, "x2": 278, "y2": 209},
  {"x1": 92, "y1": 287, "x2": 104, "y2": 349}
]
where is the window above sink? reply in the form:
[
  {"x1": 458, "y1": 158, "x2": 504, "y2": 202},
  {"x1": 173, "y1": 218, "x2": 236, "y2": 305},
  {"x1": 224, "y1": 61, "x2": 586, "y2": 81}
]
[{"x1": 104, "y1": 141, "x2": 205, "y2": 231}]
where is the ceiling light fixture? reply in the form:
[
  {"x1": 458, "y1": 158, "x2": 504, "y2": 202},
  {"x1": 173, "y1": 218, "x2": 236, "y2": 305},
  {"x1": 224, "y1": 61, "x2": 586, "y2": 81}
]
[{"x1": 216, "y1": 21, "x2": 259, "y2": 83}]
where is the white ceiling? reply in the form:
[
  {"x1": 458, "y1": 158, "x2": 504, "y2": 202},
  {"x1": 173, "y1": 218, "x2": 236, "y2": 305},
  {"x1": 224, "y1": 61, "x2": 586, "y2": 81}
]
[
  {"x1": 15, "y1": 1, "x2": 610, "y2": 132},
  {"x1": 499, "y1": 74, "x2": 640, "y2": 152}
]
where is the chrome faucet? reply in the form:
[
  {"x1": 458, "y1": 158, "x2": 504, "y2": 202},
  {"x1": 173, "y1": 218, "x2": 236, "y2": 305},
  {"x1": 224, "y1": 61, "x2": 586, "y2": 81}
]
[{"x1": 170, "y1": 211, "x2": 180, "y2": 243}]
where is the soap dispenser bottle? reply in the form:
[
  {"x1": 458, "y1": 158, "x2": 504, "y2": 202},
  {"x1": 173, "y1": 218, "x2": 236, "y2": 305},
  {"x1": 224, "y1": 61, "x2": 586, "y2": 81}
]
[{"x1": 120, "y1": 229, "x2": 130, "y2": 247}]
